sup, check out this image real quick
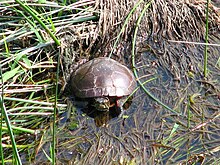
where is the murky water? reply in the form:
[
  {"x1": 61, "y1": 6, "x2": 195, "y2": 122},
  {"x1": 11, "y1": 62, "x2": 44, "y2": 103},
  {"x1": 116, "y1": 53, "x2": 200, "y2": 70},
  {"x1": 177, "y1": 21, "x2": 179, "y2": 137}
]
[{"x1": 34, "y1": 39, "x2": 220, "y2": 164}]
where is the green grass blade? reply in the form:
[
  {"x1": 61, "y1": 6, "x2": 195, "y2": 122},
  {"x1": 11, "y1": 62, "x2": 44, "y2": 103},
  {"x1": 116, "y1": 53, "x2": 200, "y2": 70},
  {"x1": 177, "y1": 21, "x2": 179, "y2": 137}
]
[
  {"x1": 15, "y1": 0, "x2": 60, "y2": 46},
  {"x1": 2, "y1": 66, "x2": 21, "y2": 82},
  {"x1": 51, "y1": 48, "x2": 61, "y2": 165},
  {"x1": 131, "y1": 1, "x2": 179, "y2": 115},
  {"x1": 0, "y1": 65, "x2": 5, "y2": 165},
  {"x1": 204, "y1": 0, "x2": 209, "y2": 77},
  {"x1": 1, "y1": 124, "x2": 38, "y2": 134},
  {"x1": 109, "y1": 0, "x2": 144, "y2": 57},
  {"x1": 0, "y1": 96, "x2": 22, "y2": 164}
]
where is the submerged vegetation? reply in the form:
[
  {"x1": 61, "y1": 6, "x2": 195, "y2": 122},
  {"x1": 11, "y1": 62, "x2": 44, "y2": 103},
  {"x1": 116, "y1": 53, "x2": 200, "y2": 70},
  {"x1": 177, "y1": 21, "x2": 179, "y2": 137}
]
[{"x1": 0, "y1": 0, "x2": 220, "y2": 164}]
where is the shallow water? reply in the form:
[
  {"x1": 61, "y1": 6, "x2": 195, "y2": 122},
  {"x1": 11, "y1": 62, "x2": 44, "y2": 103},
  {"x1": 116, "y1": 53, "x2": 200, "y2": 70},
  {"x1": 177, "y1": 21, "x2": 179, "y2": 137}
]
[{"x1": 34, "y1": 42, "x2": 220, "y2": 164}]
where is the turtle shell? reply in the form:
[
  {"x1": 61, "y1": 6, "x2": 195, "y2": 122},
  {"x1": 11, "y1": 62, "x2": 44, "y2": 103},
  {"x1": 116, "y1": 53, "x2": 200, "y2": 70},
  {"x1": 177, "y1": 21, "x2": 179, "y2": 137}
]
[{"x1": 70, "y1": 57, "x2": 136, "y2": 98}]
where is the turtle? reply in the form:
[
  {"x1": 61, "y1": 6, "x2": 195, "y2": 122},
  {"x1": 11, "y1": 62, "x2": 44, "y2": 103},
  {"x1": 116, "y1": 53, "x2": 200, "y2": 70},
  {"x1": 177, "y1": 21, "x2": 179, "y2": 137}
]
[{"x1": 70, "y1": 57, "x2": 136, "y2": 111}]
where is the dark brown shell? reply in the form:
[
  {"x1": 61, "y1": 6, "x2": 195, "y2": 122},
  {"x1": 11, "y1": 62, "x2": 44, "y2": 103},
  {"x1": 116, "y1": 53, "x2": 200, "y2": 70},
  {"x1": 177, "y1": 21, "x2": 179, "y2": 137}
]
[{"x1": 70, "y1": 57, "x2": 136, "y2": 98}]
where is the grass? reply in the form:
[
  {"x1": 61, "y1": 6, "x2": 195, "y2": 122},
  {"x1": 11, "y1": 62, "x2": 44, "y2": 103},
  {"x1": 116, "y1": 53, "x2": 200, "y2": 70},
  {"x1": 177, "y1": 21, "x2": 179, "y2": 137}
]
[
  {"x1": 131, "y1": 0, "x2": 180, "y2": 115},
  {"x1": 1, "y1": 0, "x2": 220, "y2": 164},
  {"x1": 0, "y1": 0, "x2": 96, "y2": 163},
  {"x1": 203, "y1": 0, "x2": 210, "y2": 78}
]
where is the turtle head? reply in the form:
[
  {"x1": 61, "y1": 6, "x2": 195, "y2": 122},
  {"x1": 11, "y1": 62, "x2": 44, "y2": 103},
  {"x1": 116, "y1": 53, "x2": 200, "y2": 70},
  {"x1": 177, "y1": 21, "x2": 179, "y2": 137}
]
[{"x1": 93, "y1": 97, "x2": 111, "y2": 111}]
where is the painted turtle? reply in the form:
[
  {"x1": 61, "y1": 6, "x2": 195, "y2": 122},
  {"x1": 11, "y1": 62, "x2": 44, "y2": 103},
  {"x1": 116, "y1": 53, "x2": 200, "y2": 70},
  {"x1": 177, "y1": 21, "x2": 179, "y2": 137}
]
[{"x1": 70, "y1": 57, "x2": 136, "y2": 111}]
